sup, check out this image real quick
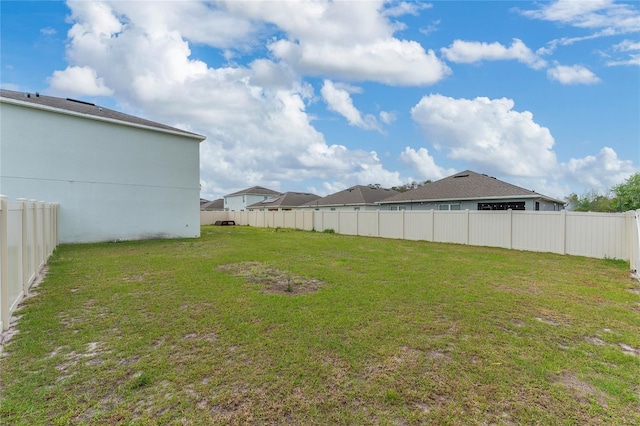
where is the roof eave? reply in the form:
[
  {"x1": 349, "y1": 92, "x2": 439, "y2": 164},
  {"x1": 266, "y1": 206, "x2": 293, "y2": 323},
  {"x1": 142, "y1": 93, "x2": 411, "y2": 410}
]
[
  {"x1": 1, "y1": 97, "x2": 206, "y2": 142},
  {"x1": 379, "y1": 194, "x2": 565, "y2": 204}
]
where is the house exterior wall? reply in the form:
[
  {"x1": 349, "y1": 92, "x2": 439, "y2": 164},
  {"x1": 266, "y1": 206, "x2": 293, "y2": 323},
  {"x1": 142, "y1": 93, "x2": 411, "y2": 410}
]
[
  {"x1": 0, "y1": 101, "x2": 202, "y2": 243},
  {"x1": 224, "y1": 194, "x2": 271, "y2": 211},
  {"x1": 381, "y1": 198, "x2": 563, "y2": 211}
]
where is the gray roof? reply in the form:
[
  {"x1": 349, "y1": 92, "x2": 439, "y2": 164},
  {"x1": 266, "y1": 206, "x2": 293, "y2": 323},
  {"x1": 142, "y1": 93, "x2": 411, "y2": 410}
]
[
  {"x1": 0, "y1": 89, "x2": 205, "y2": 140},
  {"x1": 225, "y1": 186, "x2": 281, "y2": 197},
  {"x1": 304, "y1": 185, "x2": 398, "y2": 207},
  {"x1": 247, "y1": 192, "x2": 320, "y2": 209},
  {"x1": 380, "y1": 170, "x2": 564, "y2": 204},
  {"x1": 200, "y1": 199, "x2": 224, "y2": 211}
]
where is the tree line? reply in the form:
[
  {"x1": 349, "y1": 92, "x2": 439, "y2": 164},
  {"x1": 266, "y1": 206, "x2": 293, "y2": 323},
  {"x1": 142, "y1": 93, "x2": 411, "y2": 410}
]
[{"x1": 565, "y1": 172, "x2": 640, "y2": 212}]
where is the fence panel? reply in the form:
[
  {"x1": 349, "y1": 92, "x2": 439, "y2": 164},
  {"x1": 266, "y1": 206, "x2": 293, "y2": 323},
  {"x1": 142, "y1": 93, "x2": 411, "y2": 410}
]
[
  {"x1": 201, "y1": 208, "x2": 640, "y2": 271},
  {"x1": 433, "y1": 211, "x2": 467, "y2": 244},
  {"x1": 405, "y1": 211, "x2": 432, "y2": 241},
  {"x1": 566, "y1": 212, "x2": 628, "y2": 259},
  {"x1": 379, "y1": 211, "x2": 403, "y2": 239},
  {"x1": 511, "y1": 211, "x2": 562, "y2": 254},
  {"x1": 357, "y1": 211, "x2": 378, "y2": 237},
  {"x1": 7, "y1": 202, "x2": 24, "y2": 313},
  {"x1": 630, "y1": 210, "x2": 639, "y2": 273},
  {"x1": 339, "y1": 211, "x2": 358, "y2": 235},
  {"x1": 1, "y1": 196, "x2": 58, "y2": 331},
  {"x1": 469, "y1": 211, "x2": 510, "y2": 249}
]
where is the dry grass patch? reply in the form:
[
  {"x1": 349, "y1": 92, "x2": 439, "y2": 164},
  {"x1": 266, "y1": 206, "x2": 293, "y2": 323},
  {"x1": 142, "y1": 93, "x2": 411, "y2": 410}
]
[{"x1": 217, "y1": 261, "x2": 324, "y2": 294}]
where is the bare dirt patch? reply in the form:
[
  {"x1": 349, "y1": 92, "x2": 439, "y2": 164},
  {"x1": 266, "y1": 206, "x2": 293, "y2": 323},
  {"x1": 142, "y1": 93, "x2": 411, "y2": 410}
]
[
  {"x1": 217, "y1": 262, "x2": 323, "y2": 295},
  {"x1": 555, "y1": 372, "x2": 608, "y2": 407}
]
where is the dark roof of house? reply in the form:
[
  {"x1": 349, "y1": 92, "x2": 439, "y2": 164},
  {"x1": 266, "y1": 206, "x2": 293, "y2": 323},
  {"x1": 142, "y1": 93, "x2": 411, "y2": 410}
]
[
  {"x1": 303, "y1": 185, "x2": 398, "y2": 207},
  {"x1": 247, "y1": 192, "x2": 320, "y2": 209},
  {"x1": 0, "y1": 89, "x2": 205, "y2": 140},
  {"x1": 200, "y1": 198, "x2": 224, "y2": 211},
  {"x1": 225, "y1": 186, "x2": 281, "y2": 197},
  {"x1": 379, "y1": 170, "x2": 564, "y2": 204}
]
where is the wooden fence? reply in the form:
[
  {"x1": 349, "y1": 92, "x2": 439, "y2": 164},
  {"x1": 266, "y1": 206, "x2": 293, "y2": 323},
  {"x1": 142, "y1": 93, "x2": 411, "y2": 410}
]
[
  {"x1": 0, "y1": 196, "x2": 58, "y2": 331},
  {"x1": 202, "y1": 209, "x2": 640, "y2": 272}
]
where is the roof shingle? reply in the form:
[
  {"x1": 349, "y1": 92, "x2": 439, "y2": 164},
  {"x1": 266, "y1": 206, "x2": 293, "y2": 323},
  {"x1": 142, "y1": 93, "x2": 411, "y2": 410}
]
[{"x1": 380, "y1": 170, "x2": 562, "y2": 203}]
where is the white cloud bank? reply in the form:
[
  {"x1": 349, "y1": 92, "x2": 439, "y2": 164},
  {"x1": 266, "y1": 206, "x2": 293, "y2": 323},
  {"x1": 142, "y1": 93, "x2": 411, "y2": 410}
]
[{"x1": 410, "y1": 94, "x2": 636, "y2": 197}]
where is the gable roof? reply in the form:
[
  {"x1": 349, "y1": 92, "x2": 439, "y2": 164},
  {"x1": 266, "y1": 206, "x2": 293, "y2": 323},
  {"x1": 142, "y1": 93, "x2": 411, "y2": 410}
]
[
  {"x1": 304, "y1": 185, "x2": 398, "y2": 207},
  {"x1": 379, "y1": 170, "x2": 564, "y2": 204},
  {"x1": 0, "y1": 89, "x2": 205, "y2": 140},
  {"x1": 200, "y1": 198, "x2": 224, "y2": 211},
  {"x1": 247, "y1": 192, "x2": 320, "y2": 209},
  {"x1": 225, "y1": 186, "x2": 281, "y2": 197}
]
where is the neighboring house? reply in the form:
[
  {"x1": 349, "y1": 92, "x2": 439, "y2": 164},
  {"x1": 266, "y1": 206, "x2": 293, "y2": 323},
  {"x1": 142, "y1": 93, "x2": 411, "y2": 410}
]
[
  {"x1": 247, "y1": 191, "x2": 320, "y2": 211},
  {"x1": 378, "y1": 170, "x2": 565, "y2": 211},
  {"x1": 200, "y1": 198, "x2": 225, "y2": 211},
  {"x1": 0, "y1": 89, "x2": 206, "y2": 243},
  {"x1": 223, "y1": 186, "x2": 281, "y2": 211},
  {"x1": 301, "y1": 185, "x2": 398, "y2": 211}
]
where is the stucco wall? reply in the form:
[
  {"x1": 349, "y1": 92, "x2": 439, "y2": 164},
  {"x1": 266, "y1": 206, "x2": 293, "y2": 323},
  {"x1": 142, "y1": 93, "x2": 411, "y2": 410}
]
[{"x1": 0, "y1": 101, "x2": 202, "y2": 243}]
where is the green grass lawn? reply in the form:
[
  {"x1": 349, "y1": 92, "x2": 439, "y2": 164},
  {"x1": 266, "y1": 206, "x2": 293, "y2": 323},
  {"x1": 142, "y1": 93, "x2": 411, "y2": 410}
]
[{"x1": 1, "y1": 225, "x2": 639, "y2": 425}]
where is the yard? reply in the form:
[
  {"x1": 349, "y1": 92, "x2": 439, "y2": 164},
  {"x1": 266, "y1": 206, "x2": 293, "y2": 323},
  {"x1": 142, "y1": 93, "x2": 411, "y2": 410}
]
[{"x1": 1, "y1": 225, "x2": 639, "y2": 424}]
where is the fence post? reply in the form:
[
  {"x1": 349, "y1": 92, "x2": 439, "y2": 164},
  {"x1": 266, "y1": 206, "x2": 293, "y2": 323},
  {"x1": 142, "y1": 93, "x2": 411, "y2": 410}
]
[
  {"x1": 402, "y1": 210, "x2": 405, "y2": 240},
  {"x1": 376, "y1": 210, "x2": 380, "y2": 237},
  {"x1": 507, "y1": 209, "x2": 513, "y2": 250},
  {"x1": 464, "y1": 209, "x2": 470, "y2": 245},
  {"x1": 429, "y1": 209, "x2": 434, "y2": 242},
  {"x1": 559, "y1": 210, "x2": 567, "y2": 255},
  {"x1": 30, "y1": 200, "x2": 38, "y2": 280},
  {"x1": 0, "y1": 195, "x2": 9, "y2": 331},
  {"x1": 18, "y1": 199, "x2": 29, "y2": 295}
]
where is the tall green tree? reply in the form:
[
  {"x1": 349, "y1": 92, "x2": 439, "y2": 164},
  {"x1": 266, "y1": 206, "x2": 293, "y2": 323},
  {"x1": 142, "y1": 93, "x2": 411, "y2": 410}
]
[
  {"x1": 612, "y1": 172, "x2": 640, "y2": 211},
  {"x1": 566, "y1": 172, "x2": 640, "y2": 212}
]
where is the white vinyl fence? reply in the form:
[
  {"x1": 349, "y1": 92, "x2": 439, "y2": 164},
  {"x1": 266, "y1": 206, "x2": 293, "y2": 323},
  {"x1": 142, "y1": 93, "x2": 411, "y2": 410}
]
[
  {"x1": 0, "y1": 196, "x2": 59, "y2": 331},
  {"x1": 202, "y1": 209, "x2": 640, "y2": 272}
]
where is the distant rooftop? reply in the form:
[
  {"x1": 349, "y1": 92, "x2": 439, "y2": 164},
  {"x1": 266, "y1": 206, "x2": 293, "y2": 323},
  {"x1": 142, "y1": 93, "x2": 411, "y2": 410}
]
[
  {"x1": 304, "y1": 185, "x2": 398, "y2": 207},
  {"x1": 380, "y1": 170, "x2": 564, "y2": 204},
  {"x1": 225, "y1": 186, "x2": 281, "y2": 197}
]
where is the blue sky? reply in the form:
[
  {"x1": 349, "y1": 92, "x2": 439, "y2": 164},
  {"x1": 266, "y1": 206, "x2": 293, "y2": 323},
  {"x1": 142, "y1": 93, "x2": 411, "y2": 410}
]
[{"x1": 2, "y1": 0, "x2": 638, "y2": 200}]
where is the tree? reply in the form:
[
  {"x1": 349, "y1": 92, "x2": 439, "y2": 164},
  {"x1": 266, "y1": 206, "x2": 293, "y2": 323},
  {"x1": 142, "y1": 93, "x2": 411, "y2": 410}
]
[
  {"x1": 565, "y1": 172, "x2": 640, "y2": 212},
  {"x1": 565, "y1": 190, "x2": 617, "y2": 212},
  {"x1": 612, "y1": 172, "x2": 640, "y2": 211}
]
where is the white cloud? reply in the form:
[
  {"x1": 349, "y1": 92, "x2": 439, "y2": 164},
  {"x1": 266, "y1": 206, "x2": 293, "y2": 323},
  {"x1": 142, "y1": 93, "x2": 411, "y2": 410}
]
[
  {"x1": 410, "y1": 94, "x2": 558, "y2": 178},
  {"x1": 222, "y1": 0, "x2": 449, "y2": 85},
  {"x1": 40, "y1": 27, "x2": 57, "y2": 36},
  {"x1": 607, "y1": 39, "x2": 640, "y2": 66},
  {"x1": 383, "y1": 2, "x2": 432, "y2": 18},
  {"x1": 399, "y1": 147, "x2": 456, "y2": 181},
  {"x1": 441, "y1": 38, "x2": 547, "y2": 69},
  {"x1": 269, "y1": 38, "x2": 450, "y2": 86},
  {"x1": 547, "y1": 64, "x2": 601, "y2": 84},
  {"x1": 48, "y1": 66, "x2": 113, "y2": 96},
  {"x1": 379, "y1": 111, "x2": 396, "y2": 125},
  {"x1": 521, "y1": 0, "x2": 640, "y2": 33},
  {"x1": 522, "y1": 0, "x2": 640, "y2": 53},
  {"x1": 320, "y1": 80, "x2": 381, "y2": 131},
  {"x1": 564, "y1": 147, "x2": 638, "y2": 192}
]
